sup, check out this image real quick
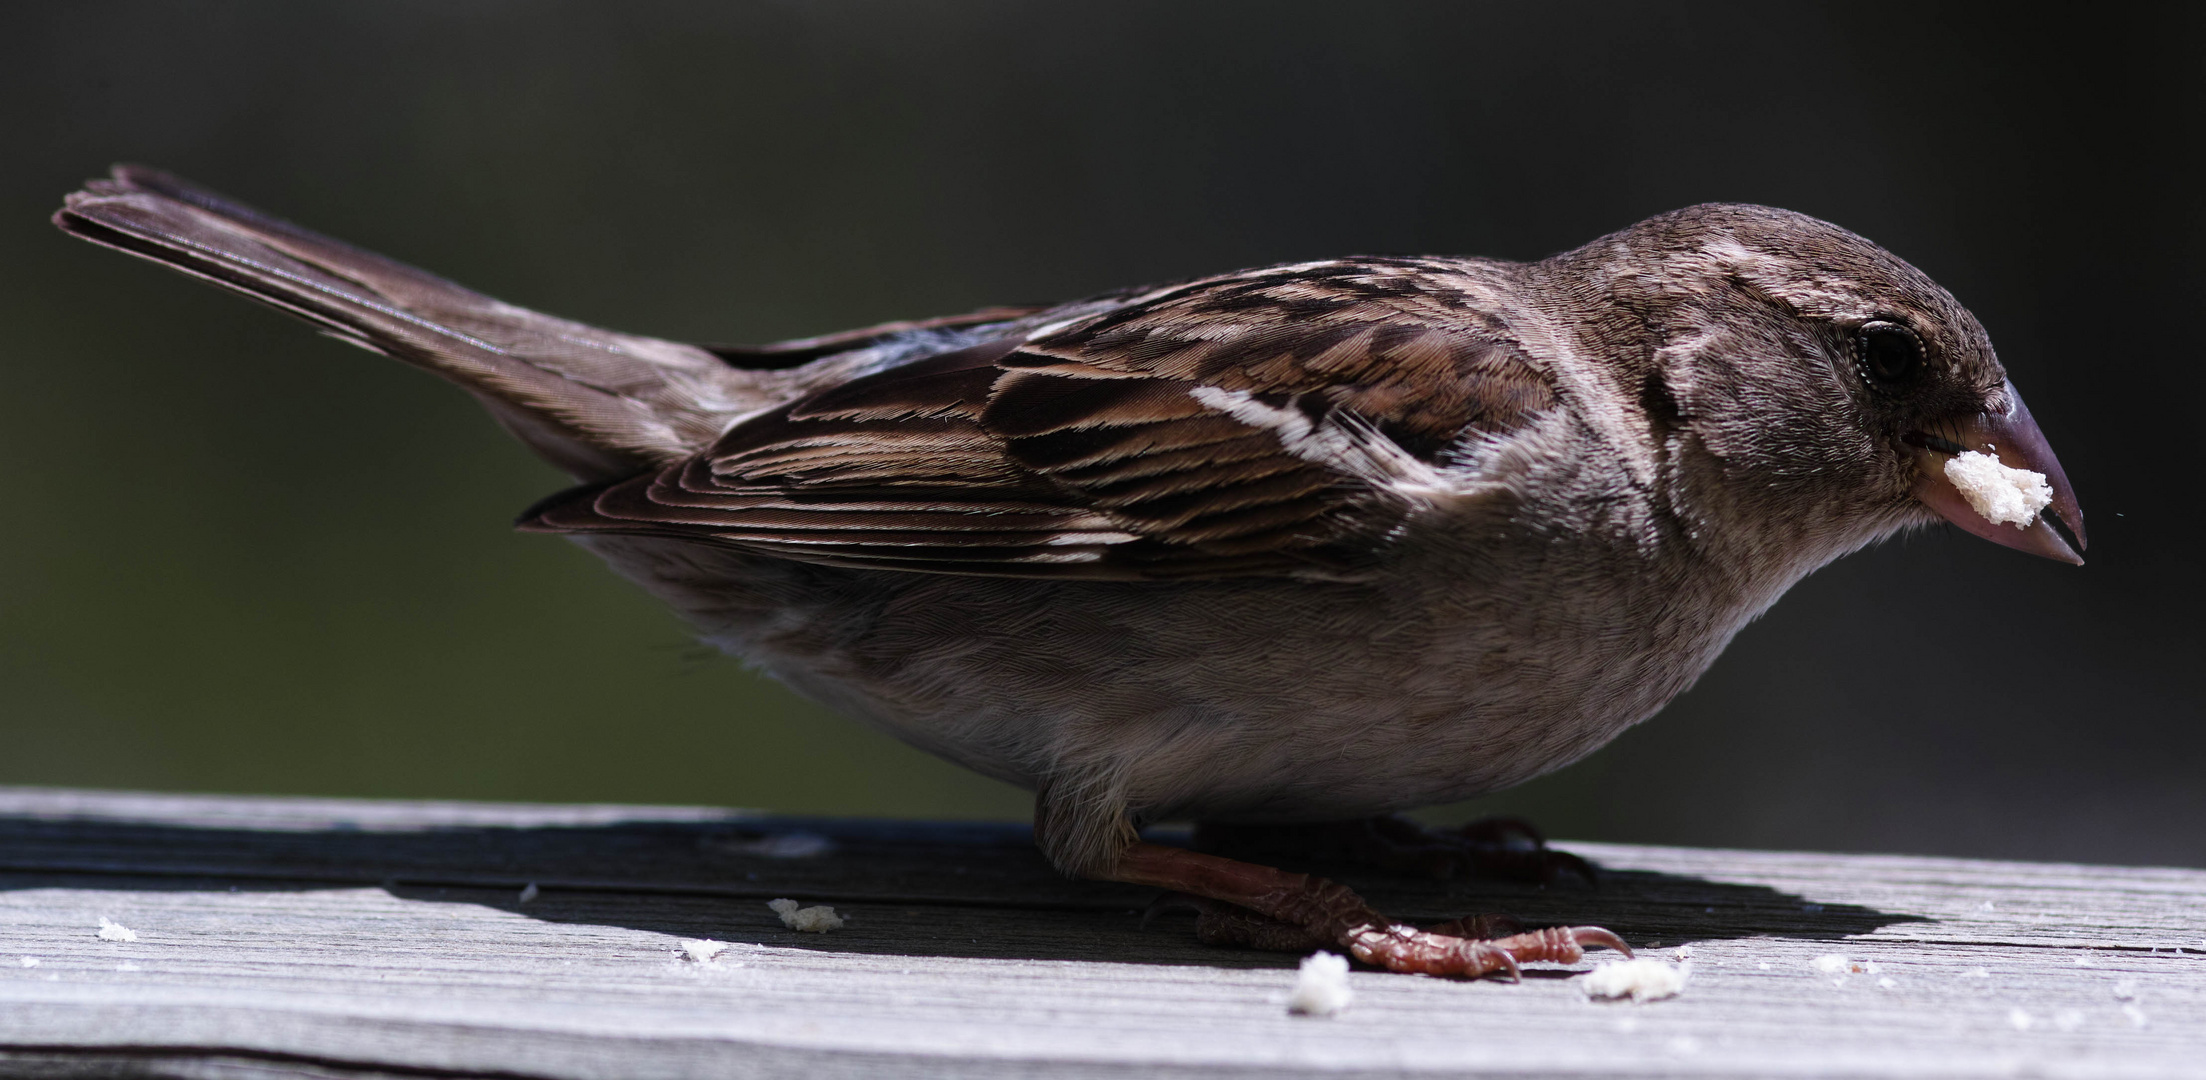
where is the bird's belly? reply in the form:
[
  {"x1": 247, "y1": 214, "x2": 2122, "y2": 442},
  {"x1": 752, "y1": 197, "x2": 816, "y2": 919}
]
[
  {"x1": 585, "y1": 535, "x2": 1741, "y2": 824},
  {"x1": 1126, "y1": 613, "x2": 1718, "y2": 824}
]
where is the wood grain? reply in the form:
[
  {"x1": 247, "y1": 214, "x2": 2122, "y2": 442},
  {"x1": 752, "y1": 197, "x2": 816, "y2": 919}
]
[{"x1": 0, "y1": 786, "x2": 2198, "y2": 1079}]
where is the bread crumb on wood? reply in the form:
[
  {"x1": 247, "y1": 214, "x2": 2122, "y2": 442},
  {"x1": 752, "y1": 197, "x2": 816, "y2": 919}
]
[
  {"x1": 678, "y1": 939, "x2": 730, "y2": 963},
  {"x1": 95, "y1": 918, "x2": 136, "y2": 942},
  {"x1": 1581, "y1": 958, "x2": 1687, "y2": 1003},
  {"x1": 768, "y1": 898, "x2": 845, "y2": 932},
  {"x1": 1811, "y1": 953, "x2": 1857, "y2": 974},
  {"x1": 1944, "y1": 450, "x2": 2053, "y2": 528},
  {"x1": 1286, "y1": 951, "x2": 1353, "y2": 1016},
  {"x1": 17, "y1": 957, "x2": 37, "y2": 968}
]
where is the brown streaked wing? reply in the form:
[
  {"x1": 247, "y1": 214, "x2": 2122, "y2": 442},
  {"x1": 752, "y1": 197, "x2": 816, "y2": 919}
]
[
  {"x1": 1011, "y1": 257, "x2": 1554, "y2": 461},
  {"x1": 522, "y1": 259, "x2": 1556, "y2": 579}
]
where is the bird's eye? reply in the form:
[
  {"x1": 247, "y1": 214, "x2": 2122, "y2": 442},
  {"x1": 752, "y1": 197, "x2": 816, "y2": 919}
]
[{"x1": 1855, "y1": 321, "x2": 1923, "y2": 391}]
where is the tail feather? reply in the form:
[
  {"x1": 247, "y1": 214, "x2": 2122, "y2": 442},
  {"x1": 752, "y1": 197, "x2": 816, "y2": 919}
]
[{"x1": 55, "y1": 165, "x2": 764, "y2": 480}]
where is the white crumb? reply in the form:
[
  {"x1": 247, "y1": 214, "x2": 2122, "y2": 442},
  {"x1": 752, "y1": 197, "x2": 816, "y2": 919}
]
[
  {"x1": 1876, "y1": 976, "x2": 1898, "y2": 990},
  {"x1": 95, "y1": 918, "x2": 136, "y2": 942},
  {"x1": 1581, "y1": 958, "x2": 1687, "y2": 1003},
  {"x1": 1811, "y1": 953, "x2": 1854, "y2": 974},
  {"x1": 2123, "y1": 1003, "x2": 2150, "y2": 1029},
  {"x1": 768, "y1": 898, "x2": 845, "y2": 933},
  {"x1": 17, "y1": 957, "x2": 37, "y2": 968},
  {"x1": 2113, "y1": 979, "x2": 2140, "y2": 1001},
  {"x1": 1945, "y1": 450, "x2": 2053, "y2": 528},
  {"x1": 1286, "y1": 951, "x2": 1353, "y2": 1016},
  {"x1": 517, "y1": 882, "x2": 539, "y2": 904},
  {"x1": 1961, "y1": 967, "x2": 1992, "y2": 979},
  {"x1": 678, "y1": 939, "x2": 730, "y2": 963},
  {"x1": 2008, "y1": 1008, "x2": 2034, "y2": 1031}
]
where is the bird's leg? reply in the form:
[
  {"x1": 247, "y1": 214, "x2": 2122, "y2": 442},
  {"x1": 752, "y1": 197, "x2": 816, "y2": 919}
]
[
  {"x1": 1106, "y1": 842, "x2": 1627, "y2": 978},
  {"x1": 1194, "y1": 814, "x2": 1599, "y2": 886}
]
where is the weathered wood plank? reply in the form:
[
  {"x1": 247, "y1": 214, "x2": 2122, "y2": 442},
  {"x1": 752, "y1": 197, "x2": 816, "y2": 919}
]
[{"x1": 0, "y1": 786, "x2": 2199, "y2": 1079}]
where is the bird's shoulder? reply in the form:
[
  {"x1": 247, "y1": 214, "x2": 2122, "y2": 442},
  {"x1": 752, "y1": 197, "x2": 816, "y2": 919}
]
[{"x1": 525, "y1": 256, "x2": 1566, "y2": 579}]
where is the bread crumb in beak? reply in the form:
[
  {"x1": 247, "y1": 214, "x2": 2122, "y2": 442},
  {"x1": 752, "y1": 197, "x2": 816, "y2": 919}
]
[
  {"x1": 1944, "y1": 450, "x2": 2053, "y2": 528},
  {"x1": 768, "y1": 898, "x2": 845, "y2": 932},
  {"x1": 1581, "y1": 957, "x2": 1687, "y2": 1002},
  {"x1": 1287, "y1": 951, "x2": 1353, "y2": 1016}
]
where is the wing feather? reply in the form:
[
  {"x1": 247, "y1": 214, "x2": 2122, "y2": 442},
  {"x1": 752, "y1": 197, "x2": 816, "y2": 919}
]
[{"x1": 524, "y1": 258, "x2": 1557, "y2": 579}]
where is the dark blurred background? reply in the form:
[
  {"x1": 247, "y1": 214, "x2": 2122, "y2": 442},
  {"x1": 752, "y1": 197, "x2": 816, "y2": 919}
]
[{"x1": 4, "y1": 2, "x2": 2199, "y2": 865}]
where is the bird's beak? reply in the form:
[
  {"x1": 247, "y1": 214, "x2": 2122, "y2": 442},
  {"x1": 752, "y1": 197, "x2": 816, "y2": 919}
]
[{"x1": 1903, "y1": 381, "x2": 2085, "y2": 565}]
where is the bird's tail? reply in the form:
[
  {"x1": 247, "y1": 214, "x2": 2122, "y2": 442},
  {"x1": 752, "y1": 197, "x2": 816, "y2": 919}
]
[{"x1": 54, "y1": 165, "x2": 765, "y2": 480}]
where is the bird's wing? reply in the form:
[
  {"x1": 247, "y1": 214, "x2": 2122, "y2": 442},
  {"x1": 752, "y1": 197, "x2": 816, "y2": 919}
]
[{"x1": 525, "y1": 258, "x2": 1559, "y2": 580}]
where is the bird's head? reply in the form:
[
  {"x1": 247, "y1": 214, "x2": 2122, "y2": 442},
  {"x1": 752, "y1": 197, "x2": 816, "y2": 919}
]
[{"x1": 1553, "y1": 203, "x2": 2085, "y2": 566}]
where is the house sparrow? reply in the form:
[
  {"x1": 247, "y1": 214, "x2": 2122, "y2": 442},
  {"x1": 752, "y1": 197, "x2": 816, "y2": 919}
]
[{"x1": 55, "y1": 166, "x2": 2082, "y2": 978}]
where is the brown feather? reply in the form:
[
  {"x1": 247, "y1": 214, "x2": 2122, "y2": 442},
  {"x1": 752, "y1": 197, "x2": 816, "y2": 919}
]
[
  {"x1": 52, "y1": 166, "x2": 763, "y2": 481},
  {"x1": 52, "y1": 166, "x2": 1556, "y2": 580},
  {"x1": 523, "y1": 259, "x2": 1559, "y2": 579}
]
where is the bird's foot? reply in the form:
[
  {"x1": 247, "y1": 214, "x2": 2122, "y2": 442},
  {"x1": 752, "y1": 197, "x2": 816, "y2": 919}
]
[
  {"x1": 1194, "y1": 814, "x2": 1598, "y2": 887},
  {"x1": 1113, "y1": 842, "x2": 1627, "y2": 978},
  {"x1": 1345, "y1": 920, "x2": 1629, "y2": 979}
]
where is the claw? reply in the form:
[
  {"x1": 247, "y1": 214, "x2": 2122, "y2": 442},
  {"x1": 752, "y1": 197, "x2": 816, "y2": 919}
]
[
  {"x1": 1569, "y1": 926, "x2": 1633, "y2": 958},
  {"x1": 1484, "y1": 945, "x2": 1523, "y2": 982}
]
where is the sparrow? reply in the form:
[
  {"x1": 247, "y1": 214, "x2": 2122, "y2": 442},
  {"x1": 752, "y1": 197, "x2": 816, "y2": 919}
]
[{"x1": 55, "y1": 166, "x2": 2083, "y2": 978}]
